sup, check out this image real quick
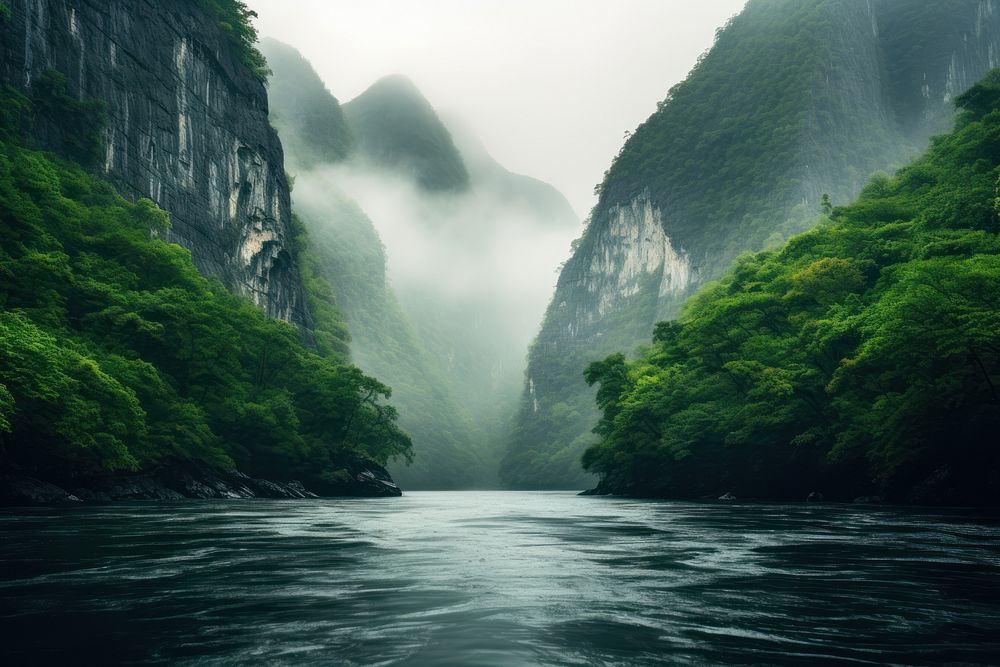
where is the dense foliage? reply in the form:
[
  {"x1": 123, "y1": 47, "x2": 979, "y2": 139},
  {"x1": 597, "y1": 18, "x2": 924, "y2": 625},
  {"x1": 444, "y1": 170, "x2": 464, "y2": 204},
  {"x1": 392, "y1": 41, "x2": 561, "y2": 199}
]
[
  {"x1": 0, "y1": 87, "x2": 411, "y2": 487},
  {"x1": 503, "y1": 0, "x2": 1000, "y2": 490},
  {"x1": 582, "y1": 72, "x2": 1000, "y2": 504},
  {"x1": 193, "y1": 0, "x2": 270, "y2": 80}
]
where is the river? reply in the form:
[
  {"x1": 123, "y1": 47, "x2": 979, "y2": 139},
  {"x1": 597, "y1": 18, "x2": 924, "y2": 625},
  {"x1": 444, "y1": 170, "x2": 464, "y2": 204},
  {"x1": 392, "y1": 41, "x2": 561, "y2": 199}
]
[{"x1": 2, "y1": 491, "x2": 999, "y2": 664}]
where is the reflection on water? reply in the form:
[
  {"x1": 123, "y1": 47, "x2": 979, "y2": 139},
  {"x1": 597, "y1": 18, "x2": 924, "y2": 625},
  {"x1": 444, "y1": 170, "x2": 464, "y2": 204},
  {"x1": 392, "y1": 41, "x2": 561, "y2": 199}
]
[{"x1": 2, "y1": 492, "x2": 999, "y2": 664}]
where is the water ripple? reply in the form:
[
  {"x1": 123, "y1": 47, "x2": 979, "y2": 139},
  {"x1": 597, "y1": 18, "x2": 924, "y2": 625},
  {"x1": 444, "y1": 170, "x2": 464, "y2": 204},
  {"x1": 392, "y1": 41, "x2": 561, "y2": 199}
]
[{"x1": 2, "y1": 492, "x2": 999, "y2": 664}]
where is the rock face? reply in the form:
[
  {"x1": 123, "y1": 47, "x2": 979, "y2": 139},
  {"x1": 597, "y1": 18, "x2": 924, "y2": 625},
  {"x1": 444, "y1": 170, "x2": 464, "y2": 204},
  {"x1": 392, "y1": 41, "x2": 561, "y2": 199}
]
[
  {"x1": 502, "y1": 0, "x2": 1000, "y2": 489},
  {"x1": 0, "y1": 459, "x2": 319, "y2": 505},
  {"x1": 0, "y1": 0, "x2": 310, "y2": 327}
]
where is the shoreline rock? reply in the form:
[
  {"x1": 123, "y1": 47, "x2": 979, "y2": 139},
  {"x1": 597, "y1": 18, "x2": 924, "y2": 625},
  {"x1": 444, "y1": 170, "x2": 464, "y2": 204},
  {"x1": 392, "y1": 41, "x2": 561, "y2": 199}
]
[{"x1": 0, "y1": 458, "x2": 402, "y2": 506}]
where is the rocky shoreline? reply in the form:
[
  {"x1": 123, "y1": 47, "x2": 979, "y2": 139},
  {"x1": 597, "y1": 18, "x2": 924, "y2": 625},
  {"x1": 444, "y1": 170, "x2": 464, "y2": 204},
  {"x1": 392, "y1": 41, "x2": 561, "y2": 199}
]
[{"x1": 0, "y1": 458, "x2": 402, "y2": 506}]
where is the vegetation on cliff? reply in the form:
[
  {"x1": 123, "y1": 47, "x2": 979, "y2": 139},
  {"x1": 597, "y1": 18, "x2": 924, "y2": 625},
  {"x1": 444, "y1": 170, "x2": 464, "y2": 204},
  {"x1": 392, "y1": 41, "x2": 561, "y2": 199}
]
[
  {"x1": 195, "y1": 0, "x2": 270, "y2": 80},
  {"x1": 502, "y1": 0, "x2": 1000, "y2": 490},
  {"x1": 260, "y1": 38, "x2": 354, "y2": 167},
  {"x1": 0, "y1": 87, "x2": 411, "y2": 488},
  {"x1": 582, "y1": 72, "x2": 1000, "y2": 504}
]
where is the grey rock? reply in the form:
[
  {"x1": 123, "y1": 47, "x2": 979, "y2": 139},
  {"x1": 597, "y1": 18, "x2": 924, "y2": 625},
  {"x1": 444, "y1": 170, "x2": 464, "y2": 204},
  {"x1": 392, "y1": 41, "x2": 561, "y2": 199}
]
[
  {"x1": 0, "y1": 455, "x2": 396, "y2": 504},
  {"x1": 286, "y1": 481, "x2": 319, "y2": 499},
  {"x1": 0, "y1": 475, "x2": 83, "y2": 504},
  {"x1": 718, "y1": 492, "x2": 736, "y2": 501}
]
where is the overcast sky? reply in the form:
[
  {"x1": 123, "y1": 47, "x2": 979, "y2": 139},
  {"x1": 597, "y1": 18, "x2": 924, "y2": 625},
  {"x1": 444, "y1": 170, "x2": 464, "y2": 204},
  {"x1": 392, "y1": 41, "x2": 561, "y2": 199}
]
[{"x1": 250, "y1": 0, "x2": 747, "y2": 218}]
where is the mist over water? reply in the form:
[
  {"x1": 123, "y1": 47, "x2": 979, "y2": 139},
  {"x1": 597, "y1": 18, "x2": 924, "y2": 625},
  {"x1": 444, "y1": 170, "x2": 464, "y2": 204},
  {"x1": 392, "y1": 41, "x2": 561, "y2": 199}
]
[{"x1": 5, "y1": 495, "x2": 999, "y2": 664}]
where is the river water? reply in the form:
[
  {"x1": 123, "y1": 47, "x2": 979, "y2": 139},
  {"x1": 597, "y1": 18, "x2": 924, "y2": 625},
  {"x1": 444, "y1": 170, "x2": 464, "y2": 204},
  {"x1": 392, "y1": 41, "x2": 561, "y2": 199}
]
[{"x1": 2, "y1": 491, "x2": 999, "y2": 665}]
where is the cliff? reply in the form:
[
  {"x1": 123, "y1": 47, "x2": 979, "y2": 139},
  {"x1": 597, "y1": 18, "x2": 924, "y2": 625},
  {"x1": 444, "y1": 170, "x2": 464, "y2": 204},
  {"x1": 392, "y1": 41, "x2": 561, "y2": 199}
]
[
  {"x1": 579, "y1": 69, "x2": 1000, "y2": 504},
  {"x1": 502, "y1": 0, "x2": 1000, "y2": 489},
  {"x1": 0, "y1": 0, "x2": 310, "y2": 327}
]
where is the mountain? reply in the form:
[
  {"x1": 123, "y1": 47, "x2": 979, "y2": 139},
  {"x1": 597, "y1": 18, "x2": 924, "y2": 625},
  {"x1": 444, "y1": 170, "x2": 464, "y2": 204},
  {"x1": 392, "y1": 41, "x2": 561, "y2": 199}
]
[
  {"x1": 260, "y1": 37, "x2": 353, "y2": 168},
  {"x1": 340, "y1": 74, "x2": 581, "y2": 487},
  {"x1": 259, "y1": 39, "x2": 491, "y2": 488},
  {"x1": 343, "y1": 75, "x2": 469, "y2": 191},
  {"x1": 0, "y1": 0, "x2": 310, "y2": 328},
  {"x1": 0, "y1": 1, "x2": 413, "y2": 501},
  {"x1": 443, "y1": 113, "x2": 579, "y2": 227},
  {"x1": 582, "y1": 69, "x2": 1000, "y2": 505},
  {"x1": 290, "y1": 185, "x2": 491, "y2": 488},
  {"x1": 502, "y1": 0, "x2": 1000, "y2": 489},
  {"x1": 262, "y1": 41, "x2": 580, "y2": 487}
]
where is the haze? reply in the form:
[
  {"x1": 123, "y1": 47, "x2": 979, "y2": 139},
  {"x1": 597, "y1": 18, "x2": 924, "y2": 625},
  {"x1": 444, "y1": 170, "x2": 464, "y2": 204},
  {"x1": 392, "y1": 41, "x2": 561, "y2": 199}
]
[{"x1": 250, "y1": 0, "x2": 747, "y2": 218}]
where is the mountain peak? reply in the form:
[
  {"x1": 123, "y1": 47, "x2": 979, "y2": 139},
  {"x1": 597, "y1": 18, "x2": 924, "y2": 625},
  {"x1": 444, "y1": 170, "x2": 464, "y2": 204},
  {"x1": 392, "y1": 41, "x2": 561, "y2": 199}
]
[
  {"x1": 344, "y1": 75, "x2": 469, "y2": 191},
  {"x1": 258, "y1": 38, "x2": 354, "y2": 166}
]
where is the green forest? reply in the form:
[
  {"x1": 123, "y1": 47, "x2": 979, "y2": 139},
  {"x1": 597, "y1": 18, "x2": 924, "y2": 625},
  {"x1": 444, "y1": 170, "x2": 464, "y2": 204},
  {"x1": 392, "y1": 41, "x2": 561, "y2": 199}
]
[
  {"x1": 582, "y1": 72, "x2": 1000, "y2": 503},
  {"x1": 501, "y1": 0, "x2": 996, "y2": 491},
  {"x1": 0, "y1": 83, "x2": 411, "y2": 490}
]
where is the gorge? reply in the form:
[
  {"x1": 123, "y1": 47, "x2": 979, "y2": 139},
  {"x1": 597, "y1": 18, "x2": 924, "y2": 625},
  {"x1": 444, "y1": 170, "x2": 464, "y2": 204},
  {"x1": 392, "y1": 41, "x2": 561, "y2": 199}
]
[{"x1": 2, "y1": 1, "x2": 1000, "y2": 661}]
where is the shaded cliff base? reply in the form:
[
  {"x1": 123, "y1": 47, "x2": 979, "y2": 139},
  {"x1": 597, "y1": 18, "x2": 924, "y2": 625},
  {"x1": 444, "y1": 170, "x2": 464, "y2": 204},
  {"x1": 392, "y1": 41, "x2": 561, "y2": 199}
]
[
  {"x1": 580, "y1": 462, "x2": 1000, "y2": 508},
  {"x1": 0, "y1": 458, "x2": 402, "y2": 506}
]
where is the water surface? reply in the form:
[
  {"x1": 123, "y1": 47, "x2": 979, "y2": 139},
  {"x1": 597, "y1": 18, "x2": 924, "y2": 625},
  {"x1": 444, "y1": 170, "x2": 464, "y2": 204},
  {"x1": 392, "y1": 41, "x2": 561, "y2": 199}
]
[{"x1": 2, "y1": 492, "x2": 999, "y2": 664}]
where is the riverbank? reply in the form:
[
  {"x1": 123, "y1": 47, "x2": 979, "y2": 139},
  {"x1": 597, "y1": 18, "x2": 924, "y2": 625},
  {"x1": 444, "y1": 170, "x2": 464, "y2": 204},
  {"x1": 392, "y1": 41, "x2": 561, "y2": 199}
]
[{"x1": 0, "y1": 458, "x2": 402, "y2": 505}]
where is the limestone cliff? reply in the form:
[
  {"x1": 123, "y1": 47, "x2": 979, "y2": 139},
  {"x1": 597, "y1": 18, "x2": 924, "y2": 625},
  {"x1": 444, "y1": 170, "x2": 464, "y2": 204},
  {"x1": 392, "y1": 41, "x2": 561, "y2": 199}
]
[
  {"x1": 0, "y1": 0, "x2": 309, "y2": 327},
  {"x1": 502, "y1": 0, "x2": 1000, "y2": 489}
]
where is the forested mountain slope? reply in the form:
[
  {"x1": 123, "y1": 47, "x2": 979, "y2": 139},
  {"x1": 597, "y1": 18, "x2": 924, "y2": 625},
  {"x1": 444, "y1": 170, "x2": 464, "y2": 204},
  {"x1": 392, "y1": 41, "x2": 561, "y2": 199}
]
[
  {"x1": 0, "y1": 86, "x2": 410, "y2": 499},
  {"x1": 260, "y1": 38, "x2": 353, "y2": 168},
  {"x1": 260, "y1": 40, "x2": 492, "y2": 488},
  {"x1": 343, "y1": 75, "x2": 469, "y2": 192},
  {"x1": 338, "y1": 76, "x2": 582, "y2": 486},
  {"x1": 264, "y1": 41, "x2": 581, "y2": 487},
  {"x1": 503, "y1": 0, "x2": 1000, "y2": 489},
  {"x1": 583, "y1": 70, "x2": 1000, "y2": 505}
]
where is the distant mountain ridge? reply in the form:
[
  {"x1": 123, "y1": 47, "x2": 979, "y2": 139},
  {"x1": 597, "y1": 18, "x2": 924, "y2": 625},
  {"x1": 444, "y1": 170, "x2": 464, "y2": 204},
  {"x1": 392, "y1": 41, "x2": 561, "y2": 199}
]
[
  {"x1": 443, "y1": 113, "x2": 579, "y2": 227},
  {"x1": 343, "y1": 74, "x2": 470, "y2": 192},
  {"x1": 260, "y1": 38, "x2": 353, "y2": 168},
  {"x1": 260, "y1": 40, "x2": 579, "y2": 488}
]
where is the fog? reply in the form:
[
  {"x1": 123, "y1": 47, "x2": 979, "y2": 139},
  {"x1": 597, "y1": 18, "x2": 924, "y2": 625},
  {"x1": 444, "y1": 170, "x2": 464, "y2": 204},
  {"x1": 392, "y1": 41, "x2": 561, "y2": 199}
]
[
  {"x1": 288, "y1": 155, "x2": 577, "y2": 487},
  {"x1": 251, "y1": 0, "x2": 747, "y2": 218},
  {"x1": 253, "y1": 2, "x2": 748, "y2": 486},
  {"x1": 317, "y1": 163, "x2": 575, "y2": 346}
]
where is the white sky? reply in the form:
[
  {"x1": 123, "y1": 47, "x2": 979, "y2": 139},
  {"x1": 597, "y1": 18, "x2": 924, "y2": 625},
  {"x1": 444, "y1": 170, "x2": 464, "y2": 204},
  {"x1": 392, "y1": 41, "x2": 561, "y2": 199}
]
[{"x1": 250, "y1": 0, "x2": 747, "y2": 219}]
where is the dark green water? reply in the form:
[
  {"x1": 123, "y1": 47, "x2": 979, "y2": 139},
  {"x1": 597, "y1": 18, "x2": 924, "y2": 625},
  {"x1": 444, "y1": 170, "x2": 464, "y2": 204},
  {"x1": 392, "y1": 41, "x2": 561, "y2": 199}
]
[{"x1": 2, "y1": 492, "x2": 999, "y2": 665}]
